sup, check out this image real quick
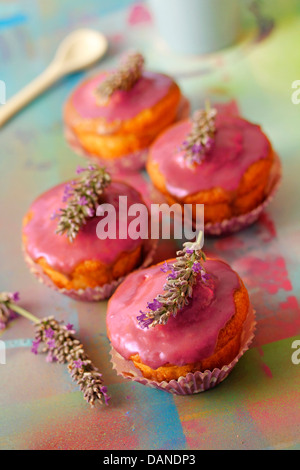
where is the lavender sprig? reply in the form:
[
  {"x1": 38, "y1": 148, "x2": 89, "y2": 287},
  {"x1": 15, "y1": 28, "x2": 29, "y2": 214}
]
[
  {"x1": 32, "y1": 317, "x2": 110, "y2": 407},
  {"x1": 0, "y1": 292, "x2": 19, "y2": 329},
  {"x1": 181, "y1": 102, "x2": 217, "y2": 166},
  {"x1": 96, "y1": 52, "x2": 145, "y2": 104},
  {"x1": 137, "y1": 232, "x2": 209, "y2": 329},
  {"x1": 1, "y1": 294, "x2": 110, "y2": 407},
  {"x1": 55, "y1": 165, "x2": 111, "y2": 242}
]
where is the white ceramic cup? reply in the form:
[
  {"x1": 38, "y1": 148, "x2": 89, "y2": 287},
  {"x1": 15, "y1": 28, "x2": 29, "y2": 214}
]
[{"x1": 148, "y1": 0, "x2": 242, "y2": 55}]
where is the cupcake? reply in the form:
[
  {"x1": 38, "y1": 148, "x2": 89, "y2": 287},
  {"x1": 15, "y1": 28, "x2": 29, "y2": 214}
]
[
  {"x1": 64, "y1": 52, "x2": 188, "y2": 172},
  {"x1": 22, "y1": 165, "x2": 154, "y2": 301},
  {"x1": 147, "y1": 102, "x2": 280, "y2": 233},
  {"x1": 107, "y1": 235, "x2": 255, "y2": 393}
]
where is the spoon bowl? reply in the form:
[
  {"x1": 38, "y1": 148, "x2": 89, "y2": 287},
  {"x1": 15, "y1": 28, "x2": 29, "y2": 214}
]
[{"x1": 54, "y1": 29, "x2": 108, "y2": 75}]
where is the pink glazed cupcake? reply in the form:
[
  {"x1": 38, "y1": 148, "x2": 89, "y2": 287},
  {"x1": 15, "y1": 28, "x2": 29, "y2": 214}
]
[
  {"x1": 147, "y1": 102, "x2": 280, "y2": 233},
  {"x1": 22, "y1": 165, "x2": 154, "y2": 301},
  {"x1": 64, "y1": 52, "x2": 188, "y2": 172},
  {"x1": 107, "y1": 237, "x2": 255, "y2": 394}
]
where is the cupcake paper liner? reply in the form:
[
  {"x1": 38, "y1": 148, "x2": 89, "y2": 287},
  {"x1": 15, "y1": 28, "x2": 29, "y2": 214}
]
[
  {"x1": 64, "y1": 96, "x2": 190, "y2": 173},
  {"x1": 23, "y1": 238, "x2": 157, "y2": 302},
  {"x1": 110, "y1": 304, "x2": 256, "y2": 395},
  {"x1": 204, "y1": 153, "x2": 282, "y2": 236}
]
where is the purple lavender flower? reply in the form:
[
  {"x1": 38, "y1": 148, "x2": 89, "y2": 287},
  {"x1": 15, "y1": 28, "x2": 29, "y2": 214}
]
[
  {"x1": 192, "y1": 143, "x2": 203, "y2": 153},
  {"x1": 136, "y1": 232, "x2": 207, "y2": 328},
  {"x1": 181, "y1": 104, "x2": 217, "y2": 166},
  {"x1": 56, "y1": 165, "x2": 111, "y2": 242},
  {"x1": 78, "y1": 196, "x2": 88, "y2": 206},
  {"x1": 73, "y1": 359, "x2": 83, "y2": 369},
  {"x1": 62, "y1": 183, "x2": 74, "y2": 202},
  {"x1": 101, "y1": 386, "x2": 111, "y2": 406},
  {"x1": 160, "y1": 261, "x2": 171, "y2": 273},
  {"x1": 31, "y1": 339, "x2": 40, "y2": 355},
  {"x1": 9, "y1": 311, "x2": 19, "y2": 321},
  {"x1": 46, "y1": 351, "x2": 57, "y2": 363},
  {"x1": 32, "y1": 316, "x2": 110, "y2": 407},
  {"x1": 45, "y1": 327, "x2": 54, "y2": 339},
  {"x1": 10, "y1": 292, "x2": 20, "y2": 302},
  {"x1": 86, "y1": 207, "x2": 95, "y2": 217},
  {"x1": 168, "y1": 269, "x2": 178, "y2": 280},
  {"x1": 0, "y1": 292, "x2": 20, "y2": 330},
  {"x1": 137, "y1": 312, "x2": 154, "y2": 330},
  {"x1": 192, "y1": 262, "x2": 202, "y2": 273},
  {"x1": 147, "y1": 299, "x2": 162, "y2": 311},
  {"x1": 66, "y1": 323, "x2": 74, "y2": 331},
  {"x1": 47, "y1": 339, "x2": 56, "y2": 349},
  {"x1": 76, "y1": 165, "x2": 86, "y2": 174},
  {"x1": 202, "y1": 272, "x2": 211, "y2": 282}
]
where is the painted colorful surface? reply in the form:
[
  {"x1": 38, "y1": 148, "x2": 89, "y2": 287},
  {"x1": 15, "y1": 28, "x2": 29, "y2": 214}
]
[{"x1": 0, "y1": 0, "x2": 300, "y2": 450}]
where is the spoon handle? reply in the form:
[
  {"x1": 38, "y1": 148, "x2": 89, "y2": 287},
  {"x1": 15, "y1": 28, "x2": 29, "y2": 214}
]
[{"x1": 0, "y1": 63, "x2": 61, "y2": 128}]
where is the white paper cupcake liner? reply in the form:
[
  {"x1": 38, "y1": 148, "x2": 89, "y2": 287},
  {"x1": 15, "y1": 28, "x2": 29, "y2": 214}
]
[
  {"x1": 23, "y1": 238, "x2": 157, "y2": 302},
  {"x1": 64, "y1": 96, "x2": 190, "y2": 173},
  {"x1": 110, "y1": 304, "x2": 256, "y2": 395},
  {"x1": 204, "y1": 154, "x2": 282, "y2": 236}
]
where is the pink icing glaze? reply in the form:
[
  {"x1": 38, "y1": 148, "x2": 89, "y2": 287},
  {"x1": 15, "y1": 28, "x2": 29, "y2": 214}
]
[
  {"x1": 107, "y1": 259, "x2": 242, "y2": 369},
  {"x1": 150, "y1": 109, "x2": 271, "y2": 196},
  {"x1": 23, "y1": 181, "x2": 147, "y2": 274},
  {"x1": 71, "y1": 71, "x2": 173, "y2": 122}
]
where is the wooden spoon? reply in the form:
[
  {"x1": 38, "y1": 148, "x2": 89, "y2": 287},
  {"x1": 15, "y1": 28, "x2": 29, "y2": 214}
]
[{"x1": 0, "y1": 28, "x2": 108, "y2": 127}]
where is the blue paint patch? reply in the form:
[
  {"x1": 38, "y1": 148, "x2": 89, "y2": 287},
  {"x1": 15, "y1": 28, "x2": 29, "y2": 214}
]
[
  {"x1": 0, "y1": 14, "x2": 27, "y2": 30},
  {"x1": 133, "y1": 384, "x2": 187, "y2": 450},
  {"x1": 4, "y1": 338, "x2": 33, "y2": 349}
]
